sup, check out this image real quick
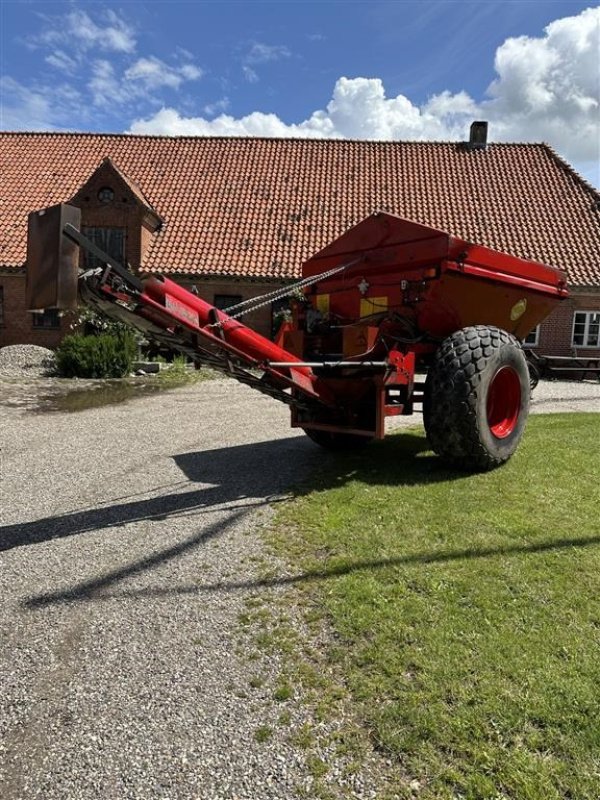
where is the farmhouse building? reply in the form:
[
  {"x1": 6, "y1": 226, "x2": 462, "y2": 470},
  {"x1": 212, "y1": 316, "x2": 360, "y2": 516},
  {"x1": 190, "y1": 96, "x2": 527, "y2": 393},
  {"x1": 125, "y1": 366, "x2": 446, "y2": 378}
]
[{"x1": 0, "y1": 130, "x2": 598, "y2": 356}]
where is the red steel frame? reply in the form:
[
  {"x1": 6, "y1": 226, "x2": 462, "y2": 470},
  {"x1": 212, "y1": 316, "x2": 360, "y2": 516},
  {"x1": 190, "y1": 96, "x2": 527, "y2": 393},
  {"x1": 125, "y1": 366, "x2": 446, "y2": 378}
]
[
  {"x1": 87, "y1": 212, "x2": 568, "y2": 439},
  {"x1": 30, "y1": 207, "x2": 569, "y2": 442}
]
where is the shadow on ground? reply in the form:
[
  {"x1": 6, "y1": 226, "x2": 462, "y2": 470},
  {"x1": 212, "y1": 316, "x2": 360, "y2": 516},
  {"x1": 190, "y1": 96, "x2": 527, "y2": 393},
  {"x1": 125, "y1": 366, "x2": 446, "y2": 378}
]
[
  {"x1": 5, "y1": 433, "x2": 455, "y2": 555},
  {"x1": 9, "y1": 431, "x2": 495, "y2": 609},
  {"x1": 79, "y1": 532, "x2": 600, "y2": 605}
]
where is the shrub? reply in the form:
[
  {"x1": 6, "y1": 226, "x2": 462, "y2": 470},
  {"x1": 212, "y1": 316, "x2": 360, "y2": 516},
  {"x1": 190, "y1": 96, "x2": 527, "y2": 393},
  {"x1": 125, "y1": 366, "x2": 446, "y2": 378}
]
[
  {"x1": 56, "y1": 332, "x2": 138, "y2": 378},
  {"x1": 72, "y1": 306, "x2": 133, "y2": 337}
]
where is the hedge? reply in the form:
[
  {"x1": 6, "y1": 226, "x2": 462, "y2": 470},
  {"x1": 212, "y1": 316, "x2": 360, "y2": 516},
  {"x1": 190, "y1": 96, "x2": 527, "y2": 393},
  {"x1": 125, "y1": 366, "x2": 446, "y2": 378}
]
[{"x1": 55, "y1": 332, "x2": 138, "y2": 379}]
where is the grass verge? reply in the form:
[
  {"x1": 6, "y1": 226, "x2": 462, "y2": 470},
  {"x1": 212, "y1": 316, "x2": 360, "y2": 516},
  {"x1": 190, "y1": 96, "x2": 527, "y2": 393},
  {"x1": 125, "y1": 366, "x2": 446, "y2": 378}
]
[
  {"x1": 270, "y1": 413, "x2": 600, "y2": 799},
  {"x1": 153, "y1": 359, "x2": 217, "y2": 387}
]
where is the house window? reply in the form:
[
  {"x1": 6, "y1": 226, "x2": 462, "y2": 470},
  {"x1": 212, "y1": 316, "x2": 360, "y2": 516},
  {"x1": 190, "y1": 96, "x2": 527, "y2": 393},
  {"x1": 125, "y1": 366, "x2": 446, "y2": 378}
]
[
  {"x1": 32, "y1": 309, "x2": 60, "y2": 329},
  {"x1": 214, "y1": 294, "x2": 242, "y2": 312},
  {"x1": 82, "y1": 226, "x2": 126, "y2": 269},
  {"x1": 523, "y1": 325, "x2": 540, "y2": 347},
  {"x1": 0, "y1": 286, "x2": 4, "y2": 326},
  {"x1": 572, "y1": 311, "x2": 600, "y2": 348}
]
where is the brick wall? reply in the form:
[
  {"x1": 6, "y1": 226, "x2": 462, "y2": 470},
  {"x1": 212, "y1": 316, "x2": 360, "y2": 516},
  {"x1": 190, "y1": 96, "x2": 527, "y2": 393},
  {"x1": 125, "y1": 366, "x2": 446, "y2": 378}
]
[
  {"x1": 532, "y1": 289, "x2": 600, "y2": 357},
  {"x1": 71, "y1": 187, "x2": 156, "y2": 270},
  {"x1": 0, "y1": 270, "x2": 286, "y2": 350},
  {"x1": 0, "y1": 272, "x2": 77, "y2": 349},
  {"x1": 178, "y1": 277, "x2": 287, "y2": 339}
]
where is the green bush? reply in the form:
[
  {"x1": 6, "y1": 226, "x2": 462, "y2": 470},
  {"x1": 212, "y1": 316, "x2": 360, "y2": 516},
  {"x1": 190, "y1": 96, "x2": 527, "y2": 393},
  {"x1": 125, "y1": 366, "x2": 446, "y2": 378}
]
[{"x1": 56, "y1": 332, "x2": 138, "y2": 378}]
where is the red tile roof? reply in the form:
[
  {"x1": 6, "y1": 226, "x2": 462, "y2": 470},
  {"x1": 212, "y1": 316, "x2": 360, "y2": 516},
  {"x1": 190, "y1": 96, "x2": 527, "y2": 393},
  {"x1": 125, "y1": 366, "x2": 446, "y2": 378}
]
[
  {"x1": 1, "y1": 132, "x2": 599, "y2": 286},
  {"x1": 70, "y1": 157, "x2": 162, "y2": 226}
]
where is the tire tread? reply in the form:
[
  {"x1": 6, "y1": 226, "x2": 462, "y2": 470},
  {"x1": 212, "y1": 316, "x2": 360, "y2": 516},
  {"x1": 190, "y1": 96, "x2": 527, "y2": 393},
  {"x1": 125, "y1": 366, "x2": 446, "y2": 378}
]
[{"x1": 424, "y1": 325, "x2": 528, "y2": 470}]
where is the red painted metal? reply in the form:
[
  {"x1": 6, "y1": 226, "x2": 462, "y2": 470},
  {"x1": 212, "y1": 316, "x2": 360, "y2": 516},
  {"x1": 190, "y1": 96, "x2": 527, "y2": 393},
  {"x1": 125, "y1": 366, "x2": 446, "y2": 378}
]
[
  {"x1": 106, "y1": 212, "x2": 566, "y2": 439},
  {"x1": 302, "y1": 213, "x2": 568, "y2": 347},
  {"x1": 31, "y1": 205, "x2": 568, "y2": 442},
  {"x1": 133, "y1": 275, "x2": 337, "y2": 406},
  {"x1": 486, "y1": 367, "x2": 522, "y2": 438},
  {"x1": 303, "y1": 213, "x2": 567, "y2": 294},
  {"x1": 143, "y1": 276, "x2": 309, "y2": 371}
]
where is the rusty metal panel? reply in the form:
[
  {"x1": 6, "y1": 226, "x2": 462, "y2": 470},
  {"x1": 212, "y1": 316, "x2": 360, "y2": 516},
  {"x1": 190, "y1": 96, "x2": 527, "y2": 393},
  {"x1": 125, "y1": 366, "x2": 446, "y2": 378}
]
[{"x1": 26, "y1": 204, "x2": 81, "y2": 310}]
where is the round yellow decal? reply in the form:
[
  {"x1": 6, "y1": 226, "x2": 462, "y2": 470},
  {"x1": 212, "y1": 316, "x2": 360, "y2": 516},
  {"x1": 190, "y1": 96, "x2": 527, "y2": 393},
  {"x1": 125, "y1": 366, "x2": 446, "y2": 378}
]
[{"x1": 510, "y1": 298, "x2": 527, "y2": 321}]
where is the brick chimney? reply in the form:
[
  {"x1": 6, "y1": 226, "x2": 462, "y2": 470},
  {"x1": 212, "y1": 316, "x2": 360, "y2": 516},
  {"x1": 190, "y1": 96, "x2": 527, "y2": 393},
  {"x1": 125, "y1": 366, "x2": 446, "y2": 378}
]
[{"x1": 469, "y1": 121, "x2": 488, "y2": 149}]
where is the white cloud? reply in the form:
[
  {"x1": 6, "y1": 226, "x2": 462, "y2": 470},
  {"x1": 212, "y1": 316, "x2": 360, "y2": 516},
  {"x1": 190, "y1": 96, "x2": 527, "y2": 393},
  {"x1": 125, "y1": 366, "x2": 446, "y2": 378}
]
[
  {"x1": 483, "y1": 6, "x2": 599, "y2": 161},
  {"x1": 243, "y1": 65, "x2": 259, "y2": 84},
  {"x1": 0, "y1": 76, "x2": 82, "y2": 130},
  {"x1": 0, "y1": 77, "x2": 54, "y2": 129},
  {"x1": 129, "y1": 77, "x2": 484, "y2": 142},
  {"x1": 180, "y1": 64, "x2": 203, "y2": 81},
  {"x1": 130, "y1": 107, "x2": 306, "y2": 137},
  {"x1": 242, "y1": 41, "x2": 291, "y2": 82},
  {"x1": 76, "y1": 9, "x2": 135, "y2": 53},
  {"x1": 89, "y1": 60, "x2": 128, "y2": 107},
  {"x1": 125, "y1": 57, "x2": 203, "y2": 90},
  {"x1": 21, "y1": 8, "x2": 203, "y2": 111},
  {"x1": 87, "y1": 56, "x2": 203, "y2": 107},
  {"x1": 33, "y1": 9, "x2": 136, "y2": 55},
  {"x1": 245, "y1": 42, "x2": 291, "y2": 64},
  {"x1": 203, "y1": 98, "x2": 230, "y2": 116},
  {"x1": 45, "y1": 50, "x2": 78, "y2": 73},
  {"x1": 129, "y1": 7, "x2": 599, "y2": 169}
]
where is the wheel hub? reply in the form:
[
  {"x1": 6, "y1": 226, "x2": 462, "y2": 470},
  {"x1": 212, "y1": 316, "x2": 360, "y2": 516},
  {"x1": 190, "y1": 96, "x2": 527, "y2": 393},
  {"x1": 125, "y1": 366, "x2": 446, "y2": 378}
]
[{"x1": 487, "y1": 366, "x2": 521, "y2": 438}]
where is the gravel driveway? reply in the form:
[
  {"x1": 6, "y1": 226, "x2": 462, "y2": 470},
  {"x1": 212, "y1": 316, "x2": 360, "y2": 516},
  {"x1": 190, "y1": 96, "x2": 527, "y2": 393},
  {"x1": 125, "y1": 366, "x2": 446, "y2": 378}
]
[{"x1": 1, "y1": 376, "x2": 598, "y2": 799}]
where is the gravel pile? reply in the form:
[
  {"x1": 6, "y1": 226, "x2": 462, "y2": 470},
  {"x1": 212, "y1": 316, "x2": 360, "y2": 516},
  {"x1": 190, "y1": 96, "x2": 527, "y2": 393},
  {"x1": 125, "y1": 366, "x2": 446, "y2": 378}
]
[{"x1": 0, "y1": 344, "x2": 56, "y2": 377}]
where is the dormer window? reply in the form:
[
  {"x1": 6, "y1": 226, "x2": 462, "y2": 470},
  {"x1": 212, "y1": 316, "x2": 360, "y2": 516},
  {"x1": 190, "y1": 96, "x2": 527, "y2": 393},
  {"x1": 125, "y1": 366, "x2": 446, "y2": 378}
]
[
  {"x1": 82, "y1": 226, "x2": 125, "y2": 268},
  {"x1": 97, "y1": 186, "x2": 115, "y2": 204},
  {"x1": 69, "y1": 159, "x2": 163, "y2": 273}
]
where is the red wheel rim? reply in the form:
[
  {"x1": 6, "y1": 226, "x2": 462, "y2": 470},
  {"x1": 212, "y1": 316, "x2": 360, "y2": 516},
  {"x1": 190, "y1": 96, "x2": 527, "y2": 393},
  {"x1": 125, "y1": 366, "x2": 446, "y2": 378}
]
[{"x1": 487, "y1": 366, "x2": 521, "y2": 439}]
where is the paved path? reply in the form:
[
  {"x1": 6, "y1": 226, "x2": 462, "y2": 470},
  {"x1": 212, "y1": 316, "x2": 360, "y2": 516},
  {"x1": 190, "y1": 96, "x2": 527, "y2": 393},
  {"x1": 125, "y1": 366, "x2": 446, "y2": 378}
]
[{"x1": 1, "y1": 376, "x2": 598, "y2": 799}]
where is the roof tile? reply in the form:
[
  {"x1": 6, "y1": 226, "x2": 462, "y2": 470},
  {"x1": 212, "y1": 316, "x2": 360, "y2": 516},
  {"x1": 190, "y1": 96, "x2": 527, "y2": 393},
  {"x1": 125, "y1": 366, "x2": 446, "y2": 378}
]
[{"x1": 0, "y1": 133, "x2": 598, "y2": 286}]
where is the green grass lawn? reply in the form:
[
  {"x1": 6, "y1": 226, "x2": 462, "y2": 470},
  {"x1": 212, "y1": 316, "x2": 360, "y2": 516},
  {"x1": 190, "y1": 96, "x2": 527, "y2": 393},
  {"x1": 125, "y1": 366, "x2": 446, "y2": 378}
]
[{"x1": 273, "y1": 414, "x2": 600, "y2": 800}]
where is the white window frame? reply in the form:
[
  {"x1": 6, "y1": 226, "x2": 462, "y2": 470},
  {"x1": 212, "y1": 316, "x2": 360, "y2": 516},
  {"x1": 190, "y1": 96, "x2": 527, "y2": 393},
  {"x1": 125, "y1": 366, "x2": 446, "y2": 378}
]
[
  {"x1": 523, "y1": 325, "x2": 540, "y2": 347},
  {"x1": 572, "y1": 310, "x2": 600, "y2": 349}
]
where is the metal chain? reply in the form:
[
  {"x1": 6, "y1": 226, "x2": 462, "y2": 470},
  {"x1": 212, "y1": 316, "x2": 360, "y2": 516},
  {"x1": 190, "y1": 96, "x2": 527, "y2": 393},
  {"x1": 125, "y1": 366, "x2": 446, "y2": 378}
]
[{"x1": 208, "y1": 255, "x2": 364, "y2": 329}]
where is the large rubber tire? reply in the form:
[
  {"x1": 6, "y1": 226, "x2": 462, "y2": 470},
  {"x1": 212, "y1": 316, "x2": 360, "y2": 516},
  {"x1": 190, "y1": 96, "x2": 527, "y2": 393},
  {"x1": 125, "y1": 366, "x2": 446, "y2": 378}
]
[
  {"x1": 303, "y1": 428, "x2": 374, "y2": 451},
  {"x1": 423, "y1": 326, "x2": 530, "y2": 471}
]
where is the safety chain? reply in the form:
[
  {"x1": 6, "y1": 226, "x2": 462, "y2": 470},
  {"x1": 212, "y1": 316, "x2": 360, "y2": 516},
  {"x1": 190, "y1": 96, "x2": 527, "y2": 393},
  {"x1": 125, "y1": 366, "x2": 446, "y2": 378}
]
[{"x1": 207, "y1": 255, "x2": 364, "y2": 329}]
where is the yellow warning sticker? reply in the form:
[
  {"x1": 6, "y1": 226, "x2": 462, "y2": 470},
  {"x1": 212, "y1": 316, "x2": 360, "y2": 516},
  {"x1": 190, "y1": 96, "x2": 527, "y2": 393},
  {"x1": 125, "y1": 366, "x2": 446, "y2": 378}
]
[
  {"x1": 360, "y1": 296, "x2": 388, "y2": 318},
  {"x1": 315, "y1": 294, "x2": 330, "y2": 314}
]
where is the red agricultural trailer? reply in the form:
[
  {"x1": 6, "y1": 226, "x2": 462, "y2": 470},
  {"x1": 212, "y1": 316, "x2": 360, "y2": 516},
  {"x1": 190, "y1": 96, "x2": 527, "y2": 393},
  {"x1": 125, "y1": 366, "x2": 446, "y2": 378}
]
[{"x1": 26, "y1": 204, "x2": 568, "y2": 470}]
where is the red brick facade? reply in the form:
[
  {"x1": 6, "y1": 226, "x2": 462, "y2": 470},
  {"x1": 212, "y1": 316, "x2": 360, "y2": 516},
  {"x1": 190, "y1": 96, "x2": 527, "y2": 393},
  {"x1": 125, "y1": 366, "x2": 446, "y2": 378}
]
[
  {"x1": 532, "y1": 290, "x2": 600, "y2": 358},
  {"x1": 0, "y1": 272, "x2": 284, "y2": 348},
  {"x1": 180, "y1": 277, "x2": 284, "y2": 336},
  {"x1": 179, "y1": 278, "x2": 286, "y2": 339},
  {"x1": 69, "y1": 159, "x2": 161, "y2": 271},
  {"x1": 0, "y1": 272, "x2": 77, "y2": 348}
]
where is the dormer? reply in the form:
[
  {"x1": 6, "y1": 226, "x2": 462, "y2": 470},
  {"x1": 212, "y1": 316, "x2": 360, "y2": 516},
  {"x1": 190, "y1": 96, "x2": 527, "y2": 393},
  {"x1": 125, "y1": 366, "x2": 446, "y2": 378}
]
[{"x1": 69, "y1": 158, "x2": 162, "y2": 272}]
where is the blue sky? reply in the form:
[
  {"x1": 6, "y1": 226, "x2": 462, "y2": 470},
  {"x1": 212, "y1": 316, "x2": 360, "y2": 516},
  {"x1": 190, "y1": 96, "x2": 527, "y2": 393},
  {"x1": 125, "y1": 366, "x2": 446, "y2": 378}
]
[{"x1": 1, "y1": 1, "x2": 598, "y2": 186}]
